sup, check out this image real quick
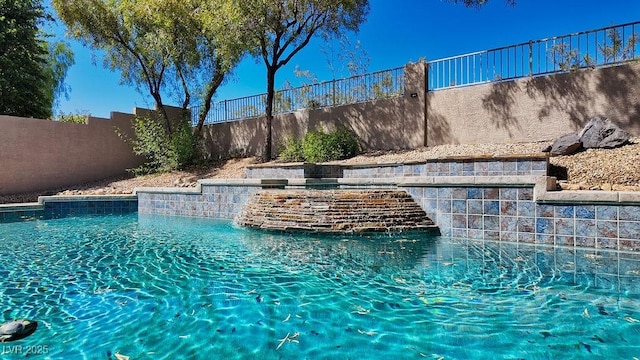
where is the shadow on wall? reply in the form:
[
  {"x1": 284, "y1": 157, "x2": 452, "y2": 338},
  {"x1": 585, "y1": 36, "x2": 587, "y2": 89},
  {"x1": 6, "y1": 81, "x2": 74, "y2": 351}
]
[
  {"x1": 596, "y1": 64, "x2": 640, "y2": 132},
  {"x1": 426, "y1": 92, "x2": 457, "y2": 146},
  {"x1": 332, "y1": 100, "x2": 407, "y2": 151},
  {"x1": 481, "y1": 80, "x2": 523, "y2": 137},
  {"x1": 482, "y1": 63, "x2": 640, "y2": 133},
  {"x1": 201, "y1": 117, "x2": 266, "y2": 160}
]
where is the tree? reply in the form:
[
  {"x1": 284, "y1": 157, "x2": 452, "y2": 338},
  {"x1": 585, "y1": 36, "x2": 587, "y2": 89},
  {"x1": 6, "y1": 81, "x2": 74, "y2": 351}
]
[
  {"x1": 0, "y1": 0, "x2": 51, "y2": 118},
  {"x1": 45, "y1": 40, "x2": 75, "y2": 113},
  {"x1": 53, "y1": 0, "x2": 243, "y2": 136},
  {"x1": 237, "y1": 0, "x2": 369, "y2": 161}
]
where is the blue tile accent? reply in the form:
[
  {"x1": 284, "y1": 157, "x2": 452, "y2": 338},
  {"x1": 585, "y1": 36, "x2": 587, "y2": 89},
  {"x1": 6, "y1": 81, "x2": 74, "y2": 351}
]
[
  {"x1": 575, "y1": 219, "x2": 597, "y2": 237},
  {"x1": 619, "y1": 221, "x2": 640, "y2": 239},
  {"x1": 501, "y1": 216, "x2": 518, "y2": 232},
  {"x1": 536, "y1": 218, "x2": 554, "y2": 234},
  {"x1": 555, "y1": 218, "x2": 575, "y2": 235},
  {"x1": 450, "y1": 162, "x2": 464, "y2": 176},
  {"x1": 555, "y1": 205, "x2": 575, "y2": 219},
  {"x1": 620, "y1": 206, "x2": 640, "y2": 221},
  {"x1": 575, "y1": 205, "x2": 596, "y2": 219},
  {"x1": 423, "y1": 188, "x2": 438, "y2": 199},
  {"x1": 536, "y1": 234, "x2": 555, "y2": 245},
  {"x1": 500, "y1": 188, "x2": 518, "y2": 200},
  {"x1": 518, "y1": 202, "x2": 535, "y2": 217},
  {"x1": 438, "y1": 200, "x2": 452, "y2": 213},
  {"x1": 467, "y1": 188, "x2": 483, "y2": 199},
  {"x1": 468, "y1": 200, "x2": 483, "y2": 215},
  {"x1": 452, "y1": 200, "x2": 467, "y2": 214},
  {"x1": 484, "y1": 215, "x2": 500, "y2": 231},
  {"x1": 556, "y1": 235, "x2": 575, "y2": 247},
  {"x1": 484, "y1": 201, "x2": 500, "y2": 215},
  {"x1": 596, "y1": 206, "x2": 618, "y2": 221},
  {"x1": 517, "y1": 160, "x2": 532, "y2": 174},
  {"x1": 503, "y1": 161, "x2": 517, "y2": 174},
  {"x1": 438, "y1": 188, "x2": 453, "y2": 199}
]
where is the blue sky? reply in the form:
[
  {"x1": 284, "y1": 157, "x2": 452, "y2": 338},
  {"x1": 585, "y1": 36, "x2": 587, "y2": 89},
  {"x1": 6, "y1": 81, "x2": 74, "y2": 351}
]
[{"x1": 50, "y1": 0, "x2": 640, "y2": 118}]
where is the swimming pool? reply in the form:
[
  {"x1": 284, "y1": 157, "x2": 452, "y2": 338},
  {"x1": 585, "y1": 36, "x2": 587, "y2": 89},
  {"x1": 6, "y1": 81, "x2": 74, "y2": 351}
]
[{"x1": 1, "y1": 214, "x2": 638, "y2": 359}]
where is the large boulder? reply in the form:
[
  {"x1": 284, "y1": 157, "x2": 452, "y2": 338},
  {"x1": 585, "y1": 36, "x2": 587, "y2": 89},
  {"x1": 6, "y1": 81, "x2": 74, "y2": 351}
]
[
  {"x1": 547, "y1": 132, "x2": 582, "y2": 155},
  {"x1": 579, "y1": 116, "x2": 630, "y2": 149}
]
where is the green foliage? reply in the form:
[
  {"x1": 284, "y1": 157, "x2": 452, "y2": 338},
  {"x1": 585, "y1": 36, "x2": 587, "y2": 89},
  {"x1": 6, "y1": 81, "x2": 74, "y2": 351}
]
[
  {"x1": 53, "y1": 0, "x2": 247, "y2": 135},
  {"x1": 599, "y1": 28, "x2": 638, "y2": 63},
  {"x1": 45, "y1": 40, "x2": 75, "y2": 111},
  {"x1": 57, "y1": 110, "x2": 88, "y2": 123},
  {"x1": 128, "y1": 117, "x2": 198, "y2": 175},
  {"x1": 279, "y1": 136, "x2": 304, "y2": 162},
  {"x1": 280, "y1": 128, "x2": 360, "y2": 163},
  {"x1": 0, "y1": 0, "x2": 51, "y2": 118}
]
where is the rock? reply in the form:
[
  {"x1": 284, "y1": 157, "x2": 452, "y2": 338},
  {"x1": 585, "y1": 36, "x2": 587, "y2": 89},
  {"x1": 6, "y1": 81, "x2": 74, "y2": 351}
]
[
  {"x1": 549, "y1": 132, "x2": 582, "y2": 155},
  {"x1": 579, "y1": 116, "x2": 630, "y2": 149},
  {"x1": 601, "y1": 183, "x2": 612, "y2": 191},
  {"x1": 541, "y1": 144, "x2": 552, "y2": 152}
]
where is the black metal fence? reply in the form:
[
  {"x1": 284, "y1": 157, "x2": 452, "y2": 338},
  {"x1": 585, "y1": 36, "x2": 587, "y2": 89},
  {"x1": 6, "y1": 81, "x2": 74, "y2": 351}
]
[
  {"x1": 190, "y1": 67, "x2": 405, "y2": 126},
  {"x1": 428, "y1": 21, "x2": 639, "y2": 90}
]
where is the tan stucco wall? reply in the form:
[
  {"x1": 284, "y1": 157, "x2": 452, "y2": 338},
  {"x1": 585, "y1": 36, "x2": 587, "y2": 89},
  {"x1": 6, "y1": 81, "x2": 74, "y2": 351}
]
[
  {"x1": 426, "y1": 62, "x2": 640, "y2": 146},
  {"x1": 0, "y1": 109, "x2": 153, "y2": 195},
  {"x1": 203, "y1": 62, "x2": 427, "y2": 158}
]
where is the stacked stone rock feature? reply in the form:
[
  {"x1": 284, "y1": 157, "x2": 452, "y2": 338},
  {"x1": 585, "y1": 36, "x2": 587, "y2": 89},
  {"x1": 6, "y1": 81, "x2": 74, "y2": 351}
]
[{"x1": 237, "y1": 189, "x2": 437, "y2": 234}]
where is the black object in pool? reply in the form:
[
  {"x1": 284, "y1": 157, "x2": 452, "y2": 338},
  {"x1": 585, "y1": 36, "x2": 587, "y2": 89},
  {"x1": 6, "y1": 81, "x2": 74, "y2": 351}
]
[{"x1": 0, "y1": 319, "x2": 38, "y2": 342}]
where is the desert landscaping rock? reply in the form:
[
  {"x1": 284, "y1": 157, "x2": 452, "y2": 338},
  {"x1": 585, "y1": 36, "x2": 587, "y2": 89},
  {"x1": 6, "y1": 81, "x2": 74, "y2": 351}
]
[
  {"x1": 547, "y1": 132, "x2": 582, "y2": 156},
  {"x1": 579, "y1": 116, "x2": 630, "y2": 149}
]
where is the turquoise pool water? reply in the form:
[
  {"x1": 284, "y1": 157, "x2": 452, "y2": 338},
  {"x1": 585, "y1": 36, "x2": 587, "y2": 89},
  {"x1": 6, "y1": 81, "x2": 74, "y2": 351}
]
[{"x1": 0, "y1": 214, "x2": 639, "y2": 359}]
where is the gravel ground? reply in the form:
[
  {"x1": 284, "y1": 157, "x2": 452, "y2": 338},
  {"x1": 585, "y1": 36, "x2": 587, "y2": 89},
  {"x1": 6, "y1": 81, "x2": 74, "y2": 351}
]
[{"x1": 1, "y1": 139, "x2": 638, "y2": 204}]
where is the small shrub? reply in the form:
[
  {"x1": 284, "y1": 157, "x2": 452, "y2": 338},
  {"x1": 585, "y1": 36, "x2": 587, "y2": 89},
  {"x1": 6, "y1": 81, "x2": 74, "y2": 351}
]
[
  {"x1": 279, "y1": 137, "x2": 305, "y2": 162},
  {"x1": 280, "y1": 127, "x2": 360, "y2": 163},
  {"x1": 127, "y1": 116, "x2": 199, "y2": 175},
  {"x1": 328, "y1": 127, "x2": 360, "y2": 159}
]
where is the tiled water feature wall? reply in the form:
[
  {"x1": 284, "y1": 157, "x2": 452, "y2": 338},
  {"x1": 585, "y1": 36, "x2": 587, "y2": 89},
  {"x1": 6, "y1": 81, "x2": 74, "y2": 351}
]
[{"x1": 134, "y1": 155, "x2": 640, "y2": 251}]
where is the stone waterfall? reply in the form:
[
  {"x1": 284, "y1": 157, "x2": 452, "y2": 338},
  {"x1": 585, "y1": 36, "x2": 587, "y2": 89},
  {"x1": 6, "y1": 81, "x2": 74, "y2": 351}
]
[{"x1": 236, "y1": 189, "x2": 437, "y2": 234}]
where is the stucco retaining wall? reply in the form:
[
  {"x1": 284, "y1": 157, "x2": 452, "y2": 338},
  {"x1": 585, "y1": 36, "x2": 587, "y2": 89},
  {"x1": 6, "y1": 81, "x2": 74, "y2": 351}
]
[
  {"x1": 426, "y1": 62, "x2": 640, "y2": 146},
  {"x1": 203, "y1": 61, "x2": 640, "y2": 159}
]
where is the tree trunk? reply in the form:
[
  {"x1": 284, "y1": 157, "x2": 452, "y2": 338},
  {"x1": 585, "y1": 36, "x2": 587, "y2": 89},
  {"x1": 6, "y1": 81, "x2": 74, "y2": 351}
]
[
  {"x1": 264, "y1": 66, "x2": 276, "y2": 162},
  {"x1": 195, "y1": 61, "x2": 226, "y2": 137},
  {"x1": 151, "y1": 91, "x2": 172, "y2": 135}
]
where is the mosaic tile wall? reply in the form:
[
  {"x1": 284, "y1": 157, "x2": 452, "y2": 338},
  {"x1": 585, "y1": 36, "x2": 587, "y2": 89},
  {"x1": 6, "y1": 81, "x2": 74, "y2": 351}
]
[
  {"x1": 344, "y1": 158, "x2": 548, "y2": 178},
  {"x1": 0, "y1": 199, "x2": 137, "y2": 223},
  {"x1": 437, "y1": 237, "x2": 640, "y2": 292},
  {"x1": 246, "y1": 164, "x2": 342, "y2": 179},
  {"x1": 245, "y1": 158, "x2": 548, "y2": 179},
  {"x1": 403, "y1": 185, "x2": 640, "y2": 252},
  {"x1": 137, "y1": 185, "x2": 260, "y2": 219}
]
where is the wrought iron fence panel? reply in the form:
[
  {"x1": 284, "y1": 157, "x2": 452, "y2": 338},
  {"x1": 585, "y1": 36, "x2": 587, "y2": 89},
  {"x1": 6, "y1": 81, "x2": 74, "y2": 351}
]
[
  {"x1": 428, "y1": 21, "x2": 639, "y2": 90},
  {"x1": 190, "y1": 67, "x2": 405, "y2": 126}
]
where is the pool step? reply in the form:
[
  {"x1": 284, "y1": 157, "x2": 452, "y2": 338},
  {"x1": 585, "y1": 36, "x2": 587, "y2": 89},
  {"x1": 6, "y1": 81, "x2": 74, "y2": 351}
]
[{"x1": 236, "y1": 189, "x2": 438, "y2": 234}]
